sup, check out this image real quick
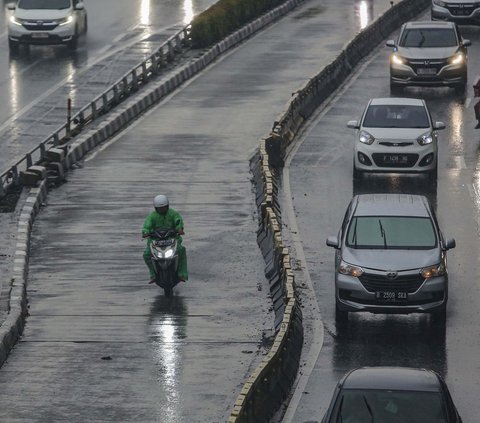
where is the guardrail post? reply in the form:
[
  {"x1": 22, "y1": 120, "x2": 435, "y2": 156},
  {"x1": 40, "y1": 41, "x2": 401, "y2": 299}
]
[
  {"x1": 102, "y1": 93, "x2": 109, "y2": 113},
  {"x1": 113, "y1": 85, "x2": 120, "y2": 104},
  {"x1": 92, "y1": 102, "x2": 98, "y2": 120},
  {"x1": 131, "y1": 69, "x2": 139, "y2": 91},
  {"x1": 40, "y1": 143, "x2": 46, "y2": 160},
  {"x1": 53, "y1": 133, "x2": 60, "y2": 146},
  {"x1": 141, "y1": 62, "x2": 148, "y2": 82},
  {"x1": 26, "y1": 153, "x2": 32, "y2": 168}
]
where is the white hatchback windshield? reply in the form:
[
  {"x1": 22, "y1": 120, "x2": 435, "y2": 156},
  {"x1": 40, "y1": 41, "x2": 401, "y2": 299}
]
[
  {"x1": 399, "y1": 28, "x2": 457, "y2": 48},
  {"x1": 18, "y1": 0, "x2": 71, "y2": 9},
  {"x1": 346, "y1": 216, "x2": 437, "y2": 249},
  {"x1": 363, "y1": 105, "x2": 430, "y2": 129}
]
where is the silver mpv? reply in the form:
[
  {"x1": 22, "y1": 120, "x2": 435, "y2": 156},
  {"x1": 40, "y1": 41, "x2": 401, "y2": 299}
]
[{"x1": 326, "y1": 194, "x2": 456, "y2": 322}]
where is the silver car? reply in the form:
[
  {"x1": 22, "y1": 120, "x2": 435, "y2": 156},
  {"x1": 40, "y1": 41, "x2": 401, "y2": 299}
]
[
  {"x1": 326, "y1": 194, "x2": 456, "y2": 321},
  {"x1": 348, "y1": 98, "x2": 445, "y2": 179},
  {"x1": 432, "y1": 0, "x2": 480, "y2": 24}
]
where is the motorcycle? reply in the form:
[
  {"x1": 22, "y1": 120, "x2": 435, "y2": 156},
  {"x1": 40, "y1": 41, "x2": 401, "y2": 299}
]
[{"x1": 147, "y1": 228, "x2": 180, "y2": 297}]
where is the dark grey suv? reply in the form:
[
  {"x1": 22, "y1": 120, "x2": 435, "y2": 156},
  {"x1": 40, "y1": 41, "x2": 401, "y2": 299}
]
[
  {"x1": 387, "y1": 21, "x2": 470, "y2": 94},
  {"x1": 326, "y1": 194, "x2": 456, "y2": 321},
  {"x1": 322, "y1": 367, "x2": 463, "y2": 423}
]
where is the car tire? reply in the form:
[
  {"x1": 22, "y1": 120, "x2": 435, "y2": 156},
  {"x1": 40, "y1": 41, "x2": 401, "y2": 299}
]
[
  {"x1": 335, "y1": 301, "x2": 349, "y2": 325},
  {"x1": 390, "y1": 80, "x2": 403, "y2": 95},
  {"x1": 431, "y1": 304, "x2": 446, "y2": 324},
  {"x1": 353, "y1": 162, "x2": 362, "y2": 180},
  {"x1": 454, "y1": 81, "x2": 466, "y2": 95},
  {"x1": 67, "y1": 28, "x2": 79, "y2": 50},
  {"x1": 8, "y1": 39, "x2": 19, "y2": 54},
  {"x1": 427, "y1": 164, "x2": 438, "y2": 182}
]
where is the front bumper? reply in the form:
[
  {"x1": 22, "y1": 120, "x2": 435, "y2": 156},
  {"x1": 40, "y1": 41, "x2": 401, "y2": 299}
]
[
  {"x1": 335, "y1": 271, "x2": 448, "y2": 314},
  {"x1": 8, "y1": 21, "x2": 76, "y2": 45},
  {"x1": 432, "y1": 4, "x2": 480, "y2": 23},
  {"x1": 390, "y1": 61, "x2": 466, "y2": 87},
  {"x1": 354, "y1": 142, "x2": 437, "y2": 173}
]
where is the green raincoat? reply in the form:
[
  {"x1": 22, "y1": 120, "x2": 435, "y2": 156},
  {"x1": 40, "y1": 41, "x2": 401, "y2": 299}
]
[{"x1": 142, "y1": 208, "x2": 188, "y2": 281}]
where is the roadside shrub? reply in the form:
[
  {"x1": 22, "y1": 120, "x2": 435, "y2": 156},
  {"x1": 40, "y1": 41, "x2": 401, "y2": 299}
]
[{"x1": 191, "y1": 0, "x2": 287, "y2": 48}]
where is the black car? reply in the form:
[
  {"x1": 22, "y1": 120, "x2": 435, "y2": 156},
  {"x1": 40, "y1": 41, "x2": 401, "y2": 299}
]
[
  {"x1": 322, "y1": 367, "x2": 462, "y2": 423},
  {"x1": 387, "y1": 21, "x2": 470, "y2": 94}
]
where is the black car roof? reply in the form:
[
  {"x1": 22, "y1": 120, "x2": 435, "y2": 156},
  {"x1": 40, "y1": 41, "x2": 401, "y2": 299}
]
[{"x1": 342, "y1": 367, "x2": 441, "y2": 392}]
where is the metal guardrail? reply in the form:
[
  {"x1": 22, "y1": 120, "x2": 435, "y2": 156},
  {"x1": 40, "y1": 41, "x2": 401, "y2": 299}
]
[{"x1": 0, "y1": 25, "x2": 191, "y2": 198}]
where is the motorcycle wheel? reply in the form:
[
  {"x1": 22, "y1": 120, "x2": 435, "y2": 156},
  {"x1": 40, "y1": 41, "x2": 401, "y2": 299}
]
[{"x1": 164, "y1": 286, "x2": 173, "y2": 297}]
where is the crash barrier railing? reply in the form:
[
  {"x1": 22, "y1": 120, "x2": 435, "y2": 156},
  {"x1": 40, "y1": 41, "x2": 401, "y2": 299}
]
[
  {"x1": 0, "y1": 180, "x2": 48, "y2": 367},
  {"x1": 228, "y1": 0, "x2": 431, "y2": 421},
  {"x1": 0, "y1": 25, "x2": 191, "y2": 199}
]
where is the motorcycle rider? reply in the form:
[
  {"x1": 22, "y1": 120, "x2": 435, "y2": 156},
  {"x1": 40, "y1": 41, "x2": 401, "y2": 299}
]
[{"x1": 142, "y1": 195, "x2": 188, "y2": 284}]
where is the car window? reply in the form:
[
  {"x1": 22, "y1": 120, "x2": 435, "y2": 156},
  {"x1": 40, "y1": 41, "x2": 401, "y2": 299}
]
[
  {"x1": 362, "y1": 105, "x2": 430, "y2": 128},
  {"x1": 331, "y1": 390, "x2": 448, "y2": 423},
  {"x1": 399, "y1": 28, "x2": 458, "y2": 48},
  {"x1": 18, "y1": 0, "x2": 71, "y2": 9},
  {"x1": 346, "y1": 216, "x2": 437, "y2": 249}
]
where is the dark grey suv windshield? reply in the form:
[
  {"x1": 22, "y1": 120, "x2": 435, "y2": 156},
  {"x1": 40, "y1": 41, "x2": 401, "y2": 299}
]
[
  {"x1": 18, "y1": 0, "x2": 71, "y2": 9},
  {"x1": 363, "y1": 105, "x2": 429, "y2": 128},
  {"x1": 346, "y1": 216, "x2": 437, "y2": 249},
  {"x1": 332, "y1": 390, "x2": 447, "y2": 423},
  {"x1": 399, "y1": 28, "x2": 457, "y2": 48}
]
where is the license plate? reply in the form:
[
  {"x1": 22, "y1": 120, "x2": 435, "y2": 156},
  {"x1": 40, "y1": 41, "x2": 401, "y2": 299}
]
[
  {"x1": 417, "y1": 68, "x2": 436, "y2": 75},
  {"x1": 375, "y1": 291, "x2": 408, "y2": 302},
  {"x1": 31, "y1": 33, "x2": 49, "y2": 39},
  {"x1": 382, "y1": 154, "x2": 409, "y2": 164}
]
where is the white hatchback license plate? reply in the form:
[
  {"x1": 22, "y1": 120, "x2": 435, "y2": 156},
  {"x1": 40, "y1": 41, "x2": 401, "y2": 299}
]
[
  {"x1": 383, "y1": 154, "x2": 409, "y2": 164},
  {"x1": 31, "y1": 33, "x2": 49, "y2": 39},
  {"x1": 417, "y1": 68, "x2": 436, "y2": 75},
  {"x1": 375, "y1": 291, "x2": 408, "y2": 302}
]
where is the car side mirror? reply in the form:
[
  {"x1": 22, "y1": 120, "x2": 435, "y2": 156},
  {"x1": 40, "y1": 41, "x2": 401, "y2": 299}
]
[
  {"x1": 326, "y1": 236, "x2": 340, "y2": 249},
  {"x1": 74, "y1": 2, "x2": 85, "y2": 10},
  {"x1": 463, "y1": 39, "x2": 471, "y2": 47},
  {"x1": 434, "y1": 121, "x2": 446, "y2": 130},
  {"x1": 347, "y1": 120, "x2": 360, "y2": 129},
  {"x1": 386, "y1": 40, "x2": 396, "y2": 48},
  {"x1": 445, "y1": 238, "x2": 456, "y2": 250},
  {"x1": 6, "y1": 3, "x2": 15, "y2": 10}
]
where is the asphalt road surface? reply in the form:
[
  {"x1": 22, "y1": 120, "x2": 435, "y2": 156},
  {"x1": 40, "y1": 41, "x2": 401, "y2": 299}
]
[
  {"x1": 0, "y1": 0, "x2": 217, "y2": 171},
  {"x1": 0, "y1": 0, "x2": 395, "y2": 421},
  {"x1": 285, "y1": 13, "x2": 480, "y2": 423}
]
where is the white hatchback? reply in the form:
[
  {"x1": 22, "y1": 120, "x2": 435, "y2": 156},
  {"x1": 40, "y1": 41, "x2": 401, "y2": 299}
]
[
  {"x1": 7, "y1": 0, "x2": 87, "y2": 52},
  {"x1": 348, "y1": 98, "x2": 445, "y2": 180}
]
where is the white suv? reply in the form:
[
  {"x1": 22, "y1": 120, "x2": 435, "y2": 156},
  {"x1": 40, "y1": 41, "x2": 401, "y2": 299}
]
[{"x1": 7, "y1": 0, "x2": 87, "y2": 53}]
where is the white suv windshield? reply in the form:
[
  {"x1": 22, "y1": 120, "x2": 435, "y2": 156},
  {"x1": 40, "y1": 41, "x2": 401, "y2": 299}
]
[
  {"x1": 363, "y1": 105, "x2": 430, "y2": 128},
  {"x1": 18, "y1": 0, "x2": 71, "y2": 9},
  {"x1": 400, "y1": 28, "x2": 457, "y2": 48},
  {"x1": 346, "y1": 216, "x2": 437, "y2": 249}
]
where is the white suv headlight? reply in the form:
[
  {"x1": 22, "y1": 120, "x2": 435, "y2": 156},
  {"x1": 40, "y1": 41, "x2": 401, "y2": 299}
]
[
  {"x1": 10, "y1": 16, "x2": 24, "y2": 26},
  {"x1": 359, "y1": 130, "x2": 375, "y2": 145},
  {"x1": 58, "y1": 15, "x2": 74, "y2": 26},
  {"x1": 338, "y1": 261, "x2": 364, "y2": 277},
  {"x1": 391, "y1": 53, "x2": 405, "y2": 65},
  {"x1": 417, "y1": 132, "x2": 434, "y2": 145}
]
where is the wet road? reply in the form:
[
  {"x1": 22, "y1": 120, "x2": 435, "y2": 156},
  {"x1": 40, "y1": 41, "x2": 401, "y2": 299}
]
[
  {"x1": 0, "y1": 0, "x2": 395, "y2": 421},
  {"x1": 286, "y1": 13, "x2": 480, "y2": 423},
  {"x1": 0, "y1": 0, "x2": 216, "y2": 171}
]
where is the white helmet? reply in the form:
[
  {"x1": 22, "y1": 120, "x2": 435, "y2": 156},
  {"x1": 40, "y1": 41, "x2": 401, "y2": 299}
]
[{"x1": 153, "y1": 194, "x2": 169, "y2": 208}]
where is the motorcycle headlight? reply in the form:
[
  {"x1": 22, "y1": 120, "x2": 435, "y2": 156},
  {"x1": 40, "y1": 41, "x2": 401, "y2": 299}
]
[
  {"x1": 391, "y1": 53, "x2": 405, "y2": 66},
  {"x1": 359, "y1": 130, "x2": 375, "y2": 145},
  {"x1": 164, "y1": 249, "x2": 174, "y2": 258},
  {"x1": 58, "y1": 15, "x2": 74, "y2": 26},
  {"x1": 421, "y1": 263, "x2": 446, "y2": 278},
  {"x1": 433, "y1": 0, "x2": 446, "y2": 7},
  {"x1": 338, "y1": 261, "x2": 364, "y2": 277},
  {"x1": 10, "y1": 16, "x2": 23, "y2": 26},
  {"x1": 417, "y1": 132, "x2": 434, "y2": 145},
  {"x1": 449, "y1": 52, "x2": 465, "y2": 66}
]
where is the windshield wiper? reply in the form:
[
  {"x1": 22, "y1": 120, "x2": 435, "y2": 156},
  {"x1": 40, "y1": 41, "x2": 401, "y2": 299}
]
[
  {"x1": 362, "y1": 395, "x2": 375, "y2": 423},
  {"x1": 378, "y1": 219, "x2": 387, "y2": 249}
]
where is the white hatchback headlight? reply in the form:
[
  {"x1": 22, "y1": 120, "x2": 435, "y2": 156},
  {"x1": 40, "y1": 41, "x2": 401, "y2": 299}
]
[
  {"x1": 359, "y1": 130, "x2": 375, "y2": 145},
  {"x1": 417, "y1": 132, "x2": 434, "y2": 145},
  {"x1": 338, "y1": 261, "x2": 364, "y2": 277}
]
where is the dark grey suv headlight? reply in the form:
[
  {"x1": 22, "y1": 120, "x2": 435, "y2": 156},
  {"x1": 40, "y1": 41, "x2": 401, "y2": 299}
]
[
  {"x1": 448, "y1": 52, "x2": 465, "y2": 66},
  {"x1": 433, "y1": 0, "x2": 446, "y2": 7}
]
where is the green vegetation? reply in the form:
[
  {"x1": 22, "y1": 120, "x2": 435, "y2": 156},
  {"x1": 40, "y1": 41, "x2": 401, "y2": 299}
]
[{"x1": 190, "y1": 0, "x2": 287, "y2": 48}]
